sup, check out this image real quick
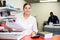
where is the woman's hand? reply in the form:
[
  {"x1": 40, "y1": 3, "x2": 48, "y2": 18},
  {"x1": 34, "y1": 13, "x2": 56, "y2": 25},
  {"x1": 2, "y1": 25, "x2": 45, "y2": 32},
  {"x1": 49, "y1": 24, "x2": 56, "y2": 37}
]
[
  {"x1": 31, "y1": 31, "x2": 36, "y2": 37},
  {"x1": 4, "y1": 25, "x2": 13, "y2": 32},
  {"x1": 1, "y1": 21, "x2": 13, "y2": 32}
]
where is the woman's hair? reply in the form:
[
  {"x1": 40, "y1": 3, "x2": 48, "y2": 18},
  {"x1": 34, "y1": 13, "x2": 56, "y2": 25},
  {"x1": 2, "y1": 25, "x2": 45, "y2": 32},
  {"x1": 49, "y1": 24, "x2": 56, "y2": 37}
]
[{"x1": 23, "y1": 3, "x2": 31, "y2": 9}]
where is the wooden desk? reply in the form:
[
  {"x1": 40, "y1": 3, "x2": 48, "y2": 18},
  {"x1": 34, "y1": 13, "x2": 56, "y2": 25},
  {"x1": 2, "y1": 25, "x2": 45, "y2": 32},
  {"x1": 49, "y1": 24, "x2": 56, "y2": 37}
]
[
  {"x1": 52, "y1": 35, "x2": 60, "y2": 40},
  {"x1": 21, "y1": 35, "x2": 60, "y2": 40},
  {"x1": 0, "y1": 35, "x2": 49, "y2": 40},
  {"x1": 21, "y1": 35, "x2": 44, "y2": 40}
]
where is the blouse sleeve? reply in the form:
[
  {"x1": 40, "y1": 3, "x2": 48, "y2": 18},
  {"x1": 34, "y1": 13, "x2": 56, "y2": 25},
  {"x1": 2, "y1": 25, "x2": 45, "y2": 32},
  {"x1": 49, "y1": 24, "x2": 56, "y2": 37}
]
[{"x1": 32, "y1": 17, "x2": 38, "y2": 33}]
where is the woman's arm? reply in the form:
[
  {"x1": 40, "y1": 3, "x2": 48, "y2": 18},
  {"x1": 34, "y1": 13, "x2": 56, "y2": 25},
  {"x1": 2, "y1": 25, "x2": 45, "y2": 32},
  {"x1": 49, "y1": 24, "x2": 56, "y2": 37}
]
[{"x1": 31, "y1": 17, "x2": 38, "y2": 37}]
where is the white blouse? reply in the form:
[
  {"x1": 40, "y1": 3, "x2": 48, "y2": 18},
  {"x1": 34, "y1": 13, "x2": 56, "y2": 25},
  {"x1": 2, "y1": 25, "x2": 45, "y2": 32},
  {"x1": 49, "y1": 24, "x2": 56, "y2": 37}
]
[{"x1": 15, "y1": 14, "x2": 38, "y2": 35}]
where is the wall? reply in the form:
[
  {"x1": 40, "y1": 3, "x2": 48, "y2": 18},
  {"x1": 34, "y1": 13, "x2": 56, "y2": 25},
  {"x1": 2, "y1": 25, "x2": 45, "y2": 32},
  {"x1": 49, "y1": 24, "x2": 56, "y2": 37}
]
[
  {"x1": 31, "y1": 2, "x2": 60, "y2": 31},
  {"x1": 6, "y1": 0, "x2": 25, "y2": 10}
]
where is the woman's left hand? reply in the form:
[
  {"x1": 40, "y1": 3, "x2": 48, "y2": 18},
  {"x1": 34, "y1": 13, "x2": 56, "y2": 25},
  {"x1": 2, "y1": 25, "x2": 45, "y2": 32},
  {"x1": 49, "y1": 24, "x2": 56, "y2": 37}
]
[{"x1": 31, "y1": 31, "x2": 36, "y2": 37}]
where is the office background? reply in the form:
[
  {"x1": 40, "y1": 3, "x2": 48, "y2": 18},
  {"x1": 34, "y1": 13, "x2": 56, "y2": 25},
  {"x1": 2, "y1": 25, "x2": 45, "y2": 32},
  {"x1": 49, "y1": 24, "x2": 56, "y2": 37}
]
[{"x1": 6, "y1": 0, "x2": 60, "y2": 31}]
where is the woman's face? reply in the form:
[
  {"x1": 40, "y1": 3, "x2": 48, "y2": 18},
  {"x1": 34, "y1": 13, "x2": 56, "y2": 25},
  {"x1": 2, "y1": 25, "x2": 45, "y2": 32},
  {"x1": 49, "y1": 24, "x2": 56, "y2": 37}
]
[{"x1": 23, "y1": 5, "x2": 31, "y2": 15}]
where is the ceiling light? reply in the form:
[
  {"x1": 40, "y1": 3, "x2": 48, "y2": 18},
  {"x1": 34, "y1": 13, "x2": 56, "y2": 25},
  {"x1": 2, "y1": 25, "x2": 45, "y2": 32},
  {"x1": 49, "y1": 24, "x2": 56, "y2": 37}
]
[{"x1": 40, "y1": 0, "x2": 57, "y2": 2}]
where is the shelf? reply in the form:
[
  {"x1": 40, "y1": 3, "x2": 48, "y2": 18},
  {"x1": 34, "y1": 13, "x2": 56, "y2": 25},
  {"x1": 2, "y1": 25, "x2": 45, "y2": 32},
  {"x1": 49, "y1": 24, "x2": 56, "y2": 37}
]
[
  {"x1": 0, "y1": 7, "x2": 20, "y2": 21},
  {"x1": 0, "y1": 16, "x2": 15, "y2": 20},
  {"x1": 0, "y1": 17, "x2": 6, "y2": 20},
  {"x1": 0, "y1": 7, "x2": 20, "y2": 12}
]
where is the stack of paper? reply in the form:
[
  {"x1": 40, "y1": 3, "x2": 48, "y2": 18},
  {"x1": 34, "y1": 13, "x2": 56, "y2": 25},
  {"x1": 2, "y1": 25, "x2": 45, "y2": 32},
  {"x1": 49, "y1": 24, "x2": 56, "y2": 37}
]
[
  {"x1": 39, "y1": 32, "x2": 53, "y2": 38},
  {"x1": 0, "y1": 32, "x2": 25, "y2": 40},
  {"x1": 6, "y1": 22, "x2": 25, "y2": 32}
]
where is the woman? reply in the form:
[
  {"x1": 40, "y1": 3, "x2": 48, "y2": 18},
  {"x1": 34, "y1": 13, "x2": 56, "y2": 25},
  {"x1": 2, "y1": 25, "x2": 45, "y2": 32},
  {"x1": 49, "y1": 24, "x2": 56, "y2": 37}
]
[{"x1": 4, "y1": 3, "x2": 38, "y2": 40}]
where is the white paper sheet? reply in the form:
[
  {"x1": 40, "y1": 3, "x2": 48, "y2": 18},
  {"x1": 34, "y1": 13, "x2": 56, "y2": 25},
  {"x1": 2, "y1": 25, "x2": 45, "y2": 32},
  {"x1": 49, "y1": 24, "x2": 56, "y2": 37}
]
[{"x1": 6, "y1": 22, "x2": 25, "y2": 32}]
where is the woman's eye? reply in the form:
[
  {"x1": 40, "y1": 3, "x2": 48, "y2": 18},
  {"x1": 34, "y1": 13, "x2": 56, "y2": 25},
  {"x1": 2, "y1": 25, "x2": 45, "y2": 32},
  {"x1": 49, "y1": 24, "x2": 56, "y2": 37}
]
[
  {"x1": 25, "y1": 7, "x2": 27, "y2": 9},
  {"x1": 29, "y1": 8, "x2": 31, "y2": 9},
  {"x1": 25, "y1": 7, "x2": 31, "y2": 9}
]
